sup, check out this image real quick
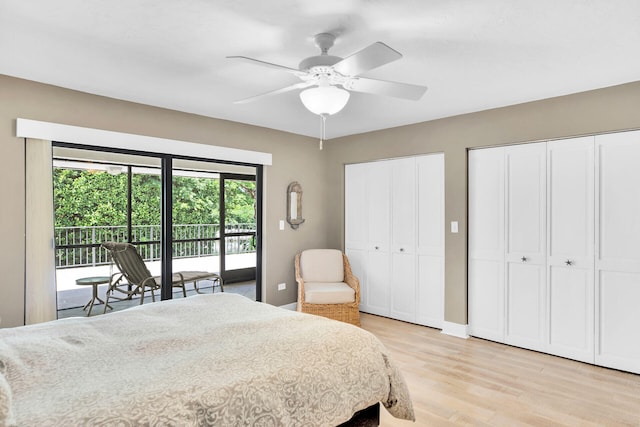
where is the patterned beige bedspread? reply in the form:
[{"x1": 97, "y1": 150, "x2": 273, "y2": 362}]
[{"x1": 0, "y1": 293, "x2": 414, "y2": 426}]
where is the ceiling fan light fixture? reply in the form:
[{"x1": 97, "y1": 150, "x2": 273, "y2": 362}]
[{"x1": 299, "y1": 85, "x2": 350, "y2": 116}]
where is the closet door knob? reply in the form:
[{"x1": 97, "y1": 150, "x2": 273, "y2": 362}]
[
  {"x1": 565, "y1": 259, "x2": 573, "y2": 266},
  {"x1": 521, "y1": 256, "x2": 528, "y2": 262},
  {"x1": 374, "y1": 246, "x2": 379, "y2": 250},
  {"x1": 400, "y1": 248, "x2": 405, "y2": 252}
]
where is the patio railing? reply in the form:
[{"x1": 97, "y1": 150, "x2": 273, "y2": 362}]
[{"x1": 55, "y1": 224, "x2": 256, "y2": 269}]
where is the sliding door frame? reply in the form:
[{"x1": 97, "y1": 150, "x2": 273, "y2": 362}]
[
  {"x1": 219, "y1": 172, "x2": 258, "y2": 284},
  {"x1": 160, "y1": 156, "x2": 173, "y2": 300},
  {"x1": 52, "y1": 141, "x2": 264, "y2": 302}
]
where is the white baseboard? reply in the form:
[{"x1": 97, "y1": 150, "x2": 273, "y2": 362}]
[
  {"x1": 441, "y1": 321, "x2": 469, "y2": 339},
  {"x1": 279, "y1": 302, "x2": 297, "y2": 311}
]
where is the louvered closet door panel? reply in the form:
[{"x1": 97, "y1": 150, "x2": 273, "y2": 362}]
[
  {"x1": 468, "y1": 147, "x2": 505, "y2": 341},
  {"x1": 345, "y1": 163, "x2": 368, "y2": 251},
  {"x1": 390, "y1": 250, "x2": 416, "y2": 322},
  {"x1": 416, "y1": 153, "x2": 445, "y2": 328},
  {"x1": 363, "y1": 161, "x2": 391, "y2": 316},
  {"x1": 546, "y1": 137, "x2": 595, "y2": 363},
  {"x1": 365, "y1": 247, "x2": 391, "y2": 316},
  {"x1": 391, "y1": 157, "x2": 416, "y2": 253},
  {"x1": 390, "y1": 158, "x2": 416, "y2": 322},
  {"x1": 595, "y1": 131, "x2": 640, "y2": 374},
  {"x1": 367, "y1": 161, "x2": 391, "y2": 252},
  {"x1": 345, "y1": 163, "x2": 368, "y2": 312},
  {"x1": 505, "y1": 143, "x2": 547, "y2": 352}
]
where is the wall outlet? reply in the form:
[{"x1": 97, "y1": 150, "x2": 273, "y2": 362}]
[
  {"x1": 451, "y1": 221, "x2": 459, "y2": 233},
  {"x1": 277, "y1": 282, "x2": 286, "y2": 291}
]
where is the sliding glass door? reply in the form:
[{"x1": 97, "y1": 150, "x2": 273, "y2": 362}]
[
  {"x1": 221, "y1": 174, "x2": 257, "y2": 283},
  {"x1": 53, "y1": 148, "x2": 163, "y2": 315},
  {"x1": 53, "y1": 145, "x2": 261, "y2": 318},
  {"x1": 171, "y1": 160, "x2": 221, "y2": 293}
]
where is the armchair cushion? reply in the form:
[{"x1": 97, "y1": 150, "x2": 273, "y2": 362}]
[
  {"x1": 304, "y1": 282, "x2": 356, "y2": 304},
  {"x1": 299, "y1": 249, "x2": 344, "y2": 283}
]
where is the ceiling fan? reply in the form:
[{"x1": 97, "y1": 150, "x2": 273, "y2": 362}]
[{"x1": 227, "y1": 33, "x2": 427, "y2": 148}]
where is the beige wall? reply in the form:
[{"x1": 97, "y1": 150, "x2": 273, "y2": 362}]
[
  {"x1": 324, "y1": 80, "x2": 640, "y2": 325},
  {"x1": 0, "y1": 74, "x2": 331, "y2": 327},
  {"x1": 3, "y1": 73, "x2": 640, "y2": 329}
]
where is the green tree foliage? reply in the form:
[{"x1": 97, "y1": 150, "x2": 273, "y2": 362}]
[
  {"x1": 53, "y1": 169, "x2": 256, "y2": 228},
  {"x1": 172, "y1": 176, "x2": 219, "y2": 225},
  {"x1": 53, "y1": 169, "x2": 128, "y2": 227},
  {"x1": 132, "y1": 174, "x2": 161, "y2": 226},
  {"x1": 224, "y1": 180, "x2": 256, "y2": 225}
]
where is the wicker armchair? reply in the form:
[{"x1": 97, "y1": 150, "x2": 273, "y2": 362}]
[{"x1": 295, "y1": 249, "x2": 361, "y2": 326}]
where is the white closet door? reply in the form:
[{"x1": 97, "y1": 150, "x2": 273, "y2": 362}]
[
  {"x1": 345, "y1": 163, "x2": 368, "y2": 251},
  {"x1": 390, "y1": 158, "x2": 417, "y2": 322},
  {"x1": 468, "y1": 147, "x2": 505, "y2": 341},
  {"x1": 416, "y1": 153, "x2": 445, "y2": 328},
  {"x1": 391, "y1": 158, "x2": 417, "y2": 253},
  {"x1": 345, "y1": 163, "x2": 368, "y2": 310},
  {"x1": 367, "y1": 161, "x2": 391, "y2": 252},
  {"x1": 546, "y1": 137, "x2": 595, "y2": 363},
  {"x1": 346, "y1": 155, "x2": 445, "y2": 324},
  {"x1": 505, "y1": 143, "x2": 547, "y2": 352},
  {"x1": 595, "y1": 131, "x2": 640, "y2": 374},
  {"x1": 363, "y1": 161, "x2": 391, "y2": 316}
]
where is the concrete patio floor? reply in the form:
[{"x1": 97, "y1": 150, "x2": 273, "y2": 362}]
[{"x1": 57, "y1": 281, "x2": 256, "y2": 319}]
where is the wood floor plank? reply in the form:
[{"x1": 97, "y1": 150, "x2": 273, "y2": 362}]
[{"x1": 360, "y1": 313, "x2": 640, "y2": 427}]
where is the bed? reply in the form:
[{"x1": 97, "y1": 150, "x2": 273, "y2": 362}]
[{"x1": 0, "y1": 293, "x2": 414, "y2": 426}]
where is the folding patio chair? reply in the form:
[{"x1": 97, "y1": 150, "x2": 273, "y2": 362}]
[{"x1": 101, "y1": 242, "x2": 223, "y2": 312}]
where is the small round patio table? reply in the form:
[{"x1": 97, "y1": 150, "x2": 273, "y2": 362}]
[{"x1": 75, "y1": 276, "x2": 112, "y2": 316}]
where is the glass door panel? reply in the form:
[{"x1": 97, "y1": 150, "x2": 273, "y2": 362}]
[
  {"x1": 52, "y1": 148, "x2": 162, "y2": 317},
  {"x1": 53, "y1": 148, "x2": 260, "y2": 318},
  {"x1": 130, "y1": 166, "x2": 162, "y2": 276},
  {"x1": 221, "y1": 175, "x2": 257, "y2": 284},
  {"x1": 172, "y1": 161, "x2": 221, "y2": 296}
]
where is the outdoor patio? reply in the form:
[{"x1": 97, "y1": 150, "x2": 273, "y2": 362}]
[
  {"x1": 56, "y1": 250, "x2": 257, "y2": 318},
  {"x1": 56, "y1": 223, "x2": 254, "y2": 291},
  {"x1": 57, "y1": 280, "x2": 256, "y2": 319}
]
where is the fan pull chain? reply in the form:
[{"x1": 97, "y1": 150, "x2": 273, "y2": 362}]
[{"x1": 319, "y1": 114, "x2": 327, "y2": 150}]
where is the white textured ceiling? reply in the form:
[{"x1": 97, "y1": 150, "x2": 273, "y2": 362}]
[{"x1": 1, "y1": 0, "x2": 640, "y2": 140}]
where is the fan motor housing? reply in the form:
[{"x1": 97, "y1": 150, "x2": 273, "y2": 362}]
[{"x1": 298, "y1": 55, "x2": 342, "y2": 72}]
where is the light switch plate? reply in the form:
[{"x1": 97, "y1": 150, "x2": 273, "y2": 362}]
[
  {"x1": 279, "y1": 220, "x2": 285, "y2": 230},
  {"x1": 451, "y1": 221, "x2": 459, "y2": 233}
]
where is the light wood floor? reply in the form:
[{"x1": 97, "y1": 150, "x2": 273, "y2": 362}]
[{"x1": 359, "y1": 313, "x2": 640, "y2": 427}]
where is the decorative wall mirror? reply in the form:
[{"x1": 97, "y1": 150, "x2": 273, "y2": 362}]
[{"x1": 286, "y1": 181, "x2": 305, "y2": 229}]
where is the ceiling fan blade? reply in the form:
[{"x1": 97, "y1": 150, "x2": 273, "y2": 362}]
[
  {"x1": 226, "y1": 56, "x2": 302, "y2": 75},
  {"x1": 233, "y1": 81, "x2": 315, "y2": 104},
  {"x1": 333, "y1": 42, "x2": 402, "y2": 76},
  {"x1": 346, "y1": 77, "x2": 427, "y2": 100}
]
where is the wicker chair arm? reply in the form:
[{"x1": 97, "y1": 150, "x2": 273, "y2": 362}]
[
  {"x1": 294, "y1": 253, "x2": 306, "y2": 306},
  {"x1": 342, "y1": 253, "x2": 360, "y2": 305},
  {"x1": 295, "y1": 254, "x2": 304, "y2": 298}
]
